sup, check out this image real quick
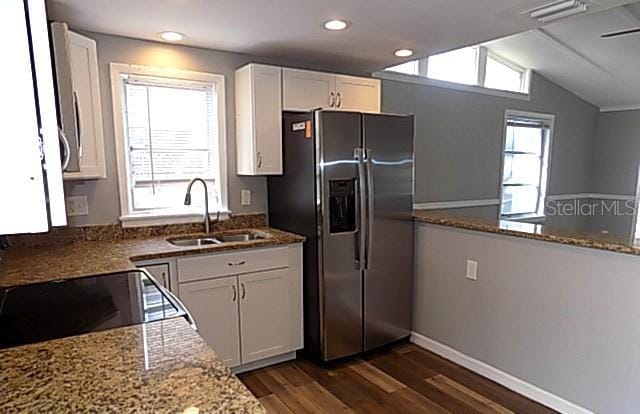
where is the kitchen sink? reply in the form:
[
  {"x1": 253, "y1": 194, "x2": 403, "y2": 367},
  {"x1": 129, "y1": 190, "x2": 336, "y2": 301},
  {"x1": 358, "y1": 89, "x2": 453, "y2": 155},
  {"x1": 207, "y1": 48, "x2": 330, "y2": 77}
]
[
  {"x1": 167, "y1": 232, "x2": 269, "y2": 247},
  {"x1": 217, "y1": 233, "x2": 268, "y2": 242},
  {"x1": 168, "y1": 238, "x2": 221, "y2": 247}
]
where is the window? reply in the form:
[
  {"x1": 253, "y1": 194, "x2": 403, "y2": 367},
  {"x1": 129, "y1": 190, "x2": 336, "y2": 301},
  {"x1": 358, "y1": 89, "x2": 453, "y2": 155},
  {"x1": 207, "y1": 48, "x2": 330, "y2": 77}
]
[
  {"x1": 111, "y1": 64, "x2": 227, "y2": 225},
  {"x1": 427, "y1": 47, "x2": 478, "y2": 85},
  {"x1": 386, "y1": 60, "x2": 420, "y2": 76},
  {"x1": 382, "y1": 46, "x2": 529, "y2": 96},
  {"x1": 500, "y1": 111, "x2": 554, "y2": 218},
  {"x1": 484, "y1": 54, "x2": 526, "y2": 93}
]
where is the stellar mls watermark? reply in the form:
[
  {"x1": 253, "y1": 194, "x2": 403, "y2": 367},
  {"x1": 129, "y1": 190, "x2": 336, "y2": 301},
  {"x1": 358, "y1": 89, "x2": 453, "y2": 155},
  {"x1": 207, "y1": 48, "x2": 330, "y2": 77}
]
[{"x1": 546, "y1": 199, "x2": 637, "y2": 216}]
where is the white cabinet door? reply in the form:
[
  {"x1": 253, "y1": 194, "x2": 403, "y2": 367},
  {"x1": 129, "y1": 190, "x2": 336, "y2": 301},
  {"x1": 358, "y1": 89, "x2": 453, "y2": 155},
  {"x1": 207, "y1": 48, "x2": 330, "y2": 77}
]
[
  {"x1": 0, "y1": 0, "x2": 49, "y2": 235},
  {"x1": 283, "y1": 68, "x2": 336, "y2": 111},
  {"x1": 238, "y1": 268, "x2": 291, "y2": 364},
  {"x1": 142, "y1": 264, "x2": 170, "y2": 289},
  {"x1": 335, "y1": 75, "x2": 381, "y2": 113},
  {"x1": 64, "y1": 31, "x2": 106, "y2": 180},
  {"x1": 235, "y1": 64, "x2": 282, "y2": 175},
  {"x1": 179, "y1": 277, "x2": 241, "y2": 367}
]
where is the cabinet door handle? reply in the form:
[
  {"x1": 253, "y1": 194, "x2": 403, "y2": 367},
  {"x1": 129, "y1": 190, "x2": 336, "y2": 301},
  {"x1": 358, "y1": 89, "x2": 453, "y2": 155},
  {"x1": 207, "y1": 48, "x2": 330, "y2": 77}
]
[
  {"x1": 329, "y1": 91, "x2": 335, "y2": 108},
  {"x1": 232, "y1": 284, "x2": 237, "y2": 301},
  {"x1": 241, "y1": 282, "x2": 246, "y2": 300},
  {"x1": 73, "y1": 91, "x2": 82, "y2": 158},
  {"x1": 161, "y1": 272, "x2": 167, "y2": 288},
  {"x1": 336, "y1": 92, "x2": 342, "y2": 108},
  {"x1": 227, "y1": 260, "x2": 246, "y2": 267},
  {"x1": 257, "y1": 152, "x2": 263, "y2": 169}
]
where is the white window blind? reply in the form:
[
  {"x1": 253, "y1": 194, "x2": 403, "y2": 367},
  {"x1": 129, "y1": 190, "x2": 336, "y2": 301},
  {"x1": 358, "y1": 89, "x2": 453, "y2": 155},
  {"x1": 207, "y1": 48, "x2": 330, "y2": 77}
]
[{"x1": 123, "y1": 75, "x2": 221, "y2": 214}]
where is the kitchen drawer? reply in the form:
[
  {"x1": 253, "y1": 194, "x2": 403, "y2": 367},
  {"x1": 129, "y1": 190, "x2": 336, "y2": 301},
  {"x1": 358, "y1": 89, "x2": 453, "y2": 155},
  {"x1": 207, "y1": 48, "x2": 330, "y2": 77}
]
[{"x1": 178, "y1": 247, "x2": 289, "y2": 283}]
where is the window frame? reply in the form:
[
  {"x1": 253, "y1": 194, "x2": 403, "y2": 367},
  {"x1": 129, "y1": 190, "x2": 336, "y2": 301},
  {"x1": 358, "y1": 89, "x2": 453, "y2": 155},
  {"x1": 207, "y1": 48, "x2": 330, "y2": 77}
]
[
  {"x1": 483, "y1": 50, "x2": 529, "y2": 93},
  {"x1": 498, "y1": 110, "x2": 555, "y2": 220},
  {"x1": 110, "y1": 63, "x2": 229, "y2": 227},
  {"x1": 377, "y1": 47, "x2": 532, "y2": 100}
]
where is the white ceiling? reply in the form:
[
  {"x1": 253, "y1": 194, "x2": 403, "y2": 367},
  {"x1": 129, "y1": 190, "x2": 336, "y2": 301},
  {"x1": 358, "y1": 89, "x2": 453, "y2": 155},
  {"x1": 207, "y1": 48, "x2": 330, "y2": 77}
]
[
  {"x1": 46, "y1": 0, "x2": 573, "y2": 73},
  {"x1": 487, "y1": 1, "x2": 640, "y2": 110}
]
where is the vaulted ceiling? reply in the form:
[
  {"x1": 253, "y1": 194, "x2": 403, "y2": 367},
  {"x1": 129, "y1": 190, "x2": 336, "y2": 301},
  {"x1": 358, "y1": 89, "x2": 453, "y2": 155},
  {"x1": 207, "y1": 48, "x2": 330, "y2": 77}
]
[
  {"x1": 47, "y1": 0, "x2": 628, "y2": 74},
  {"x1": 487, "y1": 1, "x2": 640, "y2": 110}
]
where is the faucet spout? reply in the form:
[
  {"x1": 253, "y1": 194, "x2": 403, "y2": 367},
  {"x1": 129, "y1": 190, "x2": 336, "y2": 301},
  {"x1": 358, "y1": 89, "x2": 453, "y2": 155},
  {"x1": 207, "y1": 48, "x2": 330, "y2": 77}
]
[{"x1": 184, "y1": 178, "x2": 210, "y2": 234}]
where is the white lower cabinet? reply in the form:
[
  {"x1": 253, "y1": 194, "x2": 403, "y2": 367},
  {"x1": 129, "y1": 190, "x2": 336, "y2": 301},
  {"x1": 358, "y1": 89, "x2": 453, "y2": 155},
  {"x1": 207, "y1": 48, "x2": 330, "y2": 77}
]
[
  {"x1": 179, "y1": 276, "x2": 241, "y2": 367},
  {"x1": 239, "y1": 268, "x2": 290, "y2": 364},
  {"x1": 176, "y1": 244, "x2": 303, "y2": 370}
]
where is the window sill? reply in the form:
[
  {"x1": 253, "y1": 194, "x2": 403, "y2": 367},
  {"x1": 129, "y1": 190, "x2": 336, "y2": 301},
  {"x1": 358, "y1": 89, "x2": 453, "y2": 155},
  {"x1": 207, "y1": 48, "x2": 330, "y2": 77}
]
[
  {"x1": 373, "y1": 71, "x2": 531, "y2": 101},
  {"x1": 119, "y1": 210, "x2": 232, "y2": 228}
]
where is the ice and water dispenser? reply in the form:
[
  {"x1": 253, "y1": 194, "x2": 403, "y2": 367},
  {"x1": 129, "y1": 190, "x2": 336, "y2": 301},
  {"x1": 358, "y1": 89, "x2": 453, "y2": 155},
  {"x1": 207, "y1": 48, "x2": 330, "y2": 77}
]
[{"x1": 328, "y1": 179, "x2": 356, "y2": 233}]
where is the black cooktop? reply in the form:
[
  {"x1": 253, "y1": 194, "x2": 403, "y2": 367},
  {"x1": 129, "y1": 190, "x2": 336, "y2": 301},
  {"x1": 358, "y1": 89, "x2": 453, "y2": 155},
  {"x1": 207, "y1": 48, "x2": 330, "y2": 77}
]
[{"x1": 0, "y1": 270, "x2": 187, "y2": 350}]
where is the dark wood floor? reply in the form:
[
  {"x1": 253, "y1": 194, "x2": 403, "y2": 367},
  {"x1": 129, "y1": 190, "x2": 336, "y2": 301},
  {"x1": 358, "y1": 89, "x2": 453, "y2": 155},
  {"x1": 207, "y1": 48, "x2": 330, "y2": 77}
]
[{"x1": 238, "y1": 342, "x2": 558, "y2": 414}]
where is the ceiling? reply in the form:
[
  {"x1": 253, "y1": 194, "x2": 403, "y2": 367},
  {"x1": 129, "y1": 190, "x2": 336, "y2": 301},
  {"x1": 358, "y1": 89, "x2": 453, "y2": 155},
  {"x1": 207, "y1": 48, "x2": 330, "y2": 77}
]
[
  {"x1": 487, "y1": 1, "x2": 640, "y2": 110},
  {"x1": 45, "y1": 0, "x2": 605, "y2": 73}
]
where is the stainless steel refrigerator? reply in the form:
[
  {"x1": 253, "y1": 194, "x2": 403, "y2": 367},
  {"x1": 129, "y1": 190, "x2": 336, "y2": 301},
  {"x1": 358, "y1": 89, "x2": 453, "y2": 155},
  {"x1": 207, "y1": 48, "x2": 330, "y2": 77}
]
[{"x1": 268, "y1": 110, "x2": 414, "y2": 361}]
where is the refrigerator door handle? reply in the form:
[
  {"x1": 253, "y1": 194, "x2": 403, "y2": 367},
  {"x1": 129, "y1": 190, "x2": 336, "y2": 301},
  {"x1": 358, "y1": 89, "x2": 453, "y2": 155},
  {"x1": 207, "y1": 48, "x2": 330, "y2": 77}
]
[
  {"x1": 365, "y1": 149, "x2": 375, "y2": 269},
  {"x1": 354, "y1": 147, "x2": 366, "y2": 271}
]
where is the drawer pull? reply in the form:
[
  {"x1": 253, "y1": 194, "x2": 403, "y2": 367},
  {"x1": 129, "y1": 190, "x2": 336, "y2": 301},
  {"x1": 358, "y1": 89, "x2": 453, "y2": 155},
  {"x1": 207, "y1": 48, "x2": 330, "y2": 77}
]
[{"x1": 228, "y1": 260, "x2": 246, "y2": 266}]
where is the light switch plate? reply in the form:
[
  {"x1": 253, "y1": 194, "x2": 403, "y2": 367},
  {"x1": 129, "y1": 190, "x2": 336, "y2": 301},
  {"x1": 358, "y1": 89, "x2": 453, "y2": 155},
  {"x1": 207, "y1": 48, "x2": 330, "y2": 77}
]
[
  {"x1": 241, "y1": 190, "x2": 252, "y2": 206},
  {"x1": 65, "y1": 196, "x2": 89, "y2": 217},
  {"x1": 466, "y1": 260, "x2": 478, "y2": 280}
]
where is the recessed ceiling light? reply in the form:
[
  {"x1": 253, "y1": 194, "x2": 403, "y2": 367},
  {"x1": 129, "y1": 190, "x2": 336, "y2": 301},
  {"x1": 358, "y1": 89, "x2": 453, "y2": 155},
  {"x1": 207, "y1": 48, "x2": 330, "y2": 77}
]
[
  {"x1": 394, "y1": 49, "x2": 414, "y2": 58},
  {"x1": 324, "y1": 19, "x2": 349, "y2": 31},
  {"x1": 158, "y1": 31, "x2": 186, "y2": 42}
]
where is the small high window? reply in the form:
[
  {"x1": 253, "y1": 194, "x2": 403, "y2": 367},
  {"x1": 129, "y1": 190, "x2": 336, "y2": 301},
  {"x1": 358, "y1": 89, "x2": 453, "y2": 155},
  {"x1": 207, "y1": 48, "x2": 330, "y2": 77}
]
[
  {"x1": 427, "y1": 47, "x2": 478, "y2": 85},
  {"x1": 383, "y1": 46, "x2": 529, "y2": 95}
]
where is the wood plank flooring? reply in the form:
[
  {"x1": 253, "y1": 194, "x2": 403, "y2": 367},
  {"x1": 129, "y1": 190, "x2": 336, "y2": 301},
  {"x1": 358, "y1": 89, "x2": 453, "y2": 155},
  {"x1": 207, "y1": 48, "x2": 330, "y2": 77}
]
[{"x1": 238, "y1": 342, "x2": 558, "y2": 414}]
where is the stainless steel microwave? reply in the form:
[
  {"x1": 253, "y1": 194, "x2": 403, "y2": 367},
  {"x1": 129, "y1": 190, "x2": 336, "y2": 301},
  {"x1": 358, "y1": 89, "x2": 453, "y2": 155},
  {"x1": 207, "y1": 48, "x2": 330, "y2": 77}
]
[{"x1": 50, "y1": 21, "x2": 81, "y2": 172}]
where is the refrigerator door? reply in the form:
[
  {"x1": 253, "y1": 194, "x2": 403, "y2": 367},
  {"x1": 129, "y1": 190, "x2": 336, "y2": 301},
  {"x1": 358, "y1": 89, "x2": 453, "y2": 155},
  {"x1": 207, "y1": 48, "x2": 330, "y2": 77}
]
[
  {"x1": 316, "y1": 111, "x2": 364, "y2": 361},
  {"x1": 362, "y1": 113, "x2": 414, "y2": 351}
]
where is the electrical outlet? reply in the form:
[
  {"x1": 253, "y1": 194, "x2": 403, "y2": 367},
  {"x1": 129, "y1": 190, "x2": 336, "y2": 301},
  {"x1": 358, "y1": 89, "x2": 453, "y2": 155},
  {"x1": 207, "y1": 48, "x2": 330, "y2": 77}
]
[
  {"x1": 65, "y1": 196, "x2": 89, "y2": 217},
  {"x1": 466, "y1": 260, "x2": 478, "y2": 281},
  {"x1": 241, "y1": 190, "x2": 252, "y2": 206}
]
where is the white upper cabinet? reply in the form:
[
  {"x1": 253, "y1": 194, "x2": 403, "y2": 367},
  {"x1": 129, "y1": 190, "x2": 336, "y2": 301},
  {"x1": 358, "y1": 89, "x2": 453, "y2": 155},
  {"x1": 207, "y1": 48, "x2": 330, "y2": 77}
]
[
  {"x1": 282, "y1": 69, "x2": 336, "y2": 111},
  {"x1": 235, "y1": 64, "x2": 282, "y2": 176},
  {"x1": 64, "y1": 31, "x2": 106, "y2": 180},
  {"x1": 335, "y1": 75, "x2": 381, "y2": 113},
  {"x1": 282, "y1": 68, "x2": 381, "y2": 113},
  {"x1": 235, "y1": 64, "x2": 380, "y2": 176}
]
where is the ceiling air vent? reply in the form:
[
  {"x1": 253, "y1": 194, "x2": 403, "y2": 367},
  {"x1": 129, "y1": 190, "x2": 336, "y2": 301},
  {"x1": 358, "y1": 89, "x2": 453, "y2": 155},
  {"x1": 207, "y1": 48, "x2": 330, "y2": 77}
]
[{"x1": 526, "y1": 0, "x2": 589, "y2": 23}]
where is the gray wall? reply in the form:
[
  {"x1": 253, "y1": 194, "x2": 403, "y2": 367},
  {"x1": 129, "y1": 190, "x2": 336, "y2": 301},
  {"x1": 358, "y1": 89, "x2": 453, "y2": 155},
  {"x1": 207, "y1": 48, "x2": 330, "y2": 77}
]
[
  {"x1": 591, "y1": 110, "x2": 640, "y2": 195},
  {"x1": 381, "y1": 73, "x2": 599, "y2": 205},
  {"x1": 64, "y1": 32, "x2": 362, "y2": 226},
  {"x1": 414, "y1": 223, "x2": 640, "y2": 413}
]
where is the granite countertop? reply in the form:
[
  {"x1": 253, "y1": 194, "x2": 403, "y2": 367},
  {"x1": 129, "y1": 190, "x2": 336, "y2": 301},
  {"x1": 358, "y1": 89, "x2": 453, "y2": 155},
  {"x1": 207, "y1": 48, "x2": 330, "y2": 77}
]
[
  {"x1": 413, "y1": 210, "x2": 640, "y2": 256},
  {"x1": 0, "y1": 317, "x2": 265, "y2": 413},
  {"x1": 1, "y1": 226, "x2": 305, "y2": 288}
]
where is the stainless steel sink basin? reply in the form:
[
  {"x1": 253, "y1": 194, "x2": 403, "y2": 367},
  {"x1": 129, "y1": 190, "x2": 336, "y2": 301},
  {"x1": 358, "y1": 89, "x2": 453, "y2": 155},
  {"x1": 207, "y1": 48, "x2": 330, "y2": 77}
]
[
  {"x1": 217, "y1": 233, "x2": 268, "y2": 243},
  {"x1": 169, "y1": 238, "x2": 221, "y2": 247},
  {"x1": 168, "y1": 232, "x2": 268, "y2": 247}
]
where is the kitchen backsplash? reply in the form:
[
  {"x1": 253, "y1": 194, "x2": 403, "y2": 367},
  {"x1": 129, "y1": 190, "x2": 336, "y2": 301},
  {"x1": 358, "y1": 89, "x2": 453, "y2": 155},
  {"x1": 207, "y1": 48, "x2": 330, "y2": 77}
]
[{"x1": 8, "y1": 214, "x2": 266, "y2": 248}]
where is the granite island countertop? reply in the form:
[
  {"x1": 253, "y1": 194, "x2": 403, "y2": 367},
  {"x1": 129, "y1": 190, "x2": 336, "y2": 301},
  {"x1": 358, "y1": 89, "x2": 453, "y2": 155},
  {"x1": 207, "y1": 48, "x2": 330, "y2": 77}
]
[
  {"x1": 1, "y1": 226, "x2": 305, "y2": 288},
  {"x1": 413, "y1": 210, "x2": 640, "y2": 256},
  {"x1": 0, "y1": 317, "x2": 265, "y2": 413}
]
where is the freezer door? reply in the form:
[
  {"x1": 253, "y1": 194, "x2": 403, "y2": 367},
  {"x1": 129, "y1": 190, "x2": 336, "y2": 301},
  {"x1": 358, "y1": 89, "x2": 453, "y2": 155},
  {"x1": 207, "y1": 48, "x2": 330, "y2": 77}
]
[
  {"x1": 362, "y1": 114, "x2": 414, "y2": 351},
  {"x1": 316, "y1": 111, "x2": 364, "y2": 361}
]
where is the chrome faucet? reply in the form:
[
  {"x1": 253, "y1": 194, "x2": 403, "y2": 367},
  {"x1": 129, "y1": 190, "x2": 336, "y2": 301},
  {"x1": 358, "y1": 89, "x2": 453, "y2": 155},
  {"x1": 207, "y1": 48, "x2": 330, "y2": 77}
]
[{"x1": 184, "y1": 178, "x2": 210, "y2": 234}]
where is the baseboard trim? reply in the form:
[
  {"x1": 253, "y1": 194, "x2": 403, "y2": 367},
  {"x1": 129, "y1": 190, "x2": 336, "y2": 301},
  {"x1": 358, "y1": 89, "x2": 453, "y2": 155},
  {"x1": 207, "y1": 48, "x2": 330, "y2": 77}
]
[
  {"x1": 231, "y1": 351, "x2": 297, "y2": 374},
  {"x1": 410, "y1": 332, "x2": 593, "y2": 414}
]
